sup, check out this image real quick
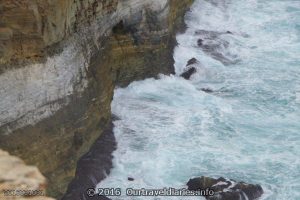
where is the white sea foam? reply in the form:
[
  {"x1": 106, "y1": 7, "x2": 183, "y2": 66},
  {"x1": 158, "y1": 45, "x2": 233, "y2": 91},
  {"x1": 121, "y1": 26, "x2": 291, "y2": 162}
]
[{"x1": 97, "y1": 0, "x2": 300, "y2": 199}]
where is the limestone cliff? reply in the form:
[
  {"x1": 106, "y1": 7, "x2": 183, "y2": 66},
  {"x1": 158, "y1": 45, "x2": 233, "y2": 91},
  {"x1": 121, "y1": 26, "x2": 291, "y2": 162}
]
[
  {"x1": 0, "y1": 149, "x2": 55, "y2": 200},
  {"x1": 0, "y1": 0, "x2": 194, "y2": 198}
]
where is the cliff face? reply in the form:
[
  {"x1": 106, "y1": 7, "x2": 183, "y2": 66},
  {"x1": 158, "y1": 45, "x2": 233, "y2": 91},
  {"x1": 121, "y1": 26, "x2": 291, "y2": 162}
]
[
  {"x1": 0, "y1": 0, "x2": 194, "y2": 198},
  {"x1": 0, "y1": 0, "x2": 118, "y2": 67}
]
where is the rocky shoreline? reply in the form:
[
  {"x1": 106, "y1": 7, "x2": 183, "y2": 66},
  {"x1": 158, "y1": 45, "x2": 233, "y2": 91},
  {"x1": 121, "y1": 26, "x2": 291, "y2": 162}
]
[{"x1": 0, "y1": 0, "x2": 194, "y2": 198}]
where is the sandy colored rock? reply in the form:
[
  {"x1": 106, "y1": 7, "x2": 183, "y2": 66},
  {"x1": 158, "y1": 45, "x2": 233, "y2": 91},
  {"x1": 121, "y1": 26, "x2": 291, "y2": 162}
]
[{"x1": 0, "y1": 149, "x2": 55, "y2": 200}]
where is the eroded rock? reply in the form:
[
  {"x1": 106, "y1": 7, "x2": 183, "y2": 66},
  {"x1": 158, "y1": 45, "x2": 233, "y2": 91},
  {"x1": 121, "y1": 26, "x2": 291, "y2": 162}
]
[
  {"x1": 0, "y1": 149, "x2": 55, "y2": 200},
  {"x1": 186, "y1": 58, "x2": 198, "y2": 66},
  {"x1": 179, "y1": 58, "x2": 199, "y2": 80},
  {"x1": 187, "y1": 176, "x2": 263, "y2": 200},
  {"x1": 180, "y1": 67, "x2": 197, "y2": 80}
]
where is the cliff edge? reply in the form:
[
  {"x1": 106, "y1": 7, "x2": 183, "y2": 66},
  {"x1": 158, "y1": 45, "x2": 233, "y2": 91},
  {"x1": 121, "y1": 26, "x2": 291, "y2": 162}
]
[{"x1": 0, "y1": 0, "x2": 194, "y2": 198}]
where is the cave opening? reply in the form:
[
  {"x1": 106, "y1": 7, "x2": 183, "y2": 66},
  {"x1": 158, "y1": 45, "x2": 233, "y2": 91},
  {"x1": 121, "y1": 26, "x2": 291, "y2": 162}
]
[{"x1": 112, "y1": 20, "x2": 127, "y2": 34}]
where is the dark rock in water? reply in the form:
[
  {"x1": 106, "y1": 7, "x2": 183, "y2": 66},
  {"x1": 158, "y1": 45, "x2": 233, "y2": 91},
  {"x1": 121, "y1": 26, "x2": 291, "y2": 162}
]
[
  {"x1": 187, "y1": 176, "x2": 263, "y2": 200},
  {"x1": 186, "y1": 58, "x2": 198, "y2": 66},
  {"x1": 180, "y1": 58, "x2": 199, "y2": 80},
  {"x1": 112, "y1": 114, "x2": 121, "y2": 121},
  {"x1": 128, "y1": 177, "x2": 134, "y2": 181},
  {"x1": 187, "y1": 176, "x2": 215, "y2": 191},
  {"x1": 201, "y1": 88, "x2": 214, "y2": 93},
  {"x1": 197, "y1": 39, "x2": 204, "y2": 46},
  {"x1": 195, "y1": 29, "x2": 240, "y2": 66},
  {"x1": 180, "y1": 67, "x2": 196, "y2": 80},
  {"x1": 232, "y1": 182, "x2": 264, "y2": 200}
]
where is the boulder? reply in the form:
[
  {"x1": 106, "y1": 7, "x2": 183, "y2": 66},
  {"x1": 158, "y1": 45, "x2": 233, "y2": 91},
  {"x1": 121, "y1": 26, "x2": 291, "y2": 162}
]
[
  {"x1": 179, "y1": 58, "x2": 199, "y2": 80},
  {"x1": 197, "y1": 39, "x2": 204, "y2": 46},
  {"x1": 186, "y1": 58, "x2": 198, "y2": 66},
  {"x1": 0, "y1": 149, "x2": 55, "y2": 200},
  {"x1": 180, "y1": 67, "x2": 196, "y2": 80},
  {"x1": 187, "y1": 176, "x2": 263, "y2": 200}
]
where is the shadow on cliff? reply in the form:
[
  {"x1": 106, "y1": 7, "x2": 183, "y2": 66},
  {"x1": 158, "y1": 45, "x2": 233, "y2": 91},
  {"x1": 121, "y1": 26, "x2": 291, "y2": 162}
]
[{"x1": 62, "y1": 120, "x2": 117, "y2": 200}]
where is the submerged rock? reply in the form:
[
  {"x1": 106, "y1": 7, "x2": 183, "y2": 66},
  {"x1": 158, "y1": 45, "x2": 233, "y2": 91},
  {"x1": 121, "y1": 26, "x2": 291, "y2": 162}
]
[
  {"x1": 180, "y1": 67, "x2": 197, "y2": 80},
  {"x1": 197, "y1": 38, "x2": 236, "y2": 66},
  {"x1": 201, "y1": 88, "x2": 214, "y2": 93},
  {"x1": 195, "y1": 29, "x2": 240, "y2": 66},
  {"x1": 187, "y1": 176, "x2": 263, "y2": 200}
]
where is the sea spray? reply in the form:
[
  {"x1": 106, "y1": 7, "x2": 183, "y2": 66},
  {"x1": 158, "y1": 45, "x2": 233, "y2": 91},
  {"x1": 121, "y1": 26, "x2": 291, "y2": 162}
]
[{"x1": 97, "y1": 1, "x2": 300, "y2": 199}]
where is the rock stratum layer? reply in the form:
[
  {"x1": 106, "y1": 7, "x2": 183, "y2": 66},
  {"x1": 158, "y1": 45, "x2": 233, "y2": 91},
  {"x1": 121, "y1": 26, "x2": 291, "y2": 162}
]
[{"x1": 0, "y1": 0, "x2": 193, "y2": 198}]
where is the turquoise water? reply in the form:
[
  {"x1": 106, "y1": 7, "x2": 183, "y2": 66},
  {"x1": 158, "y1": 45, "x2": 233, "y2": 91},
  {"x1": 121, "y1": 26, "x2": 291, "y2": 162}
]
[{"x1": 97, "y1": 0, "x2": 300, "y2": 199}]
